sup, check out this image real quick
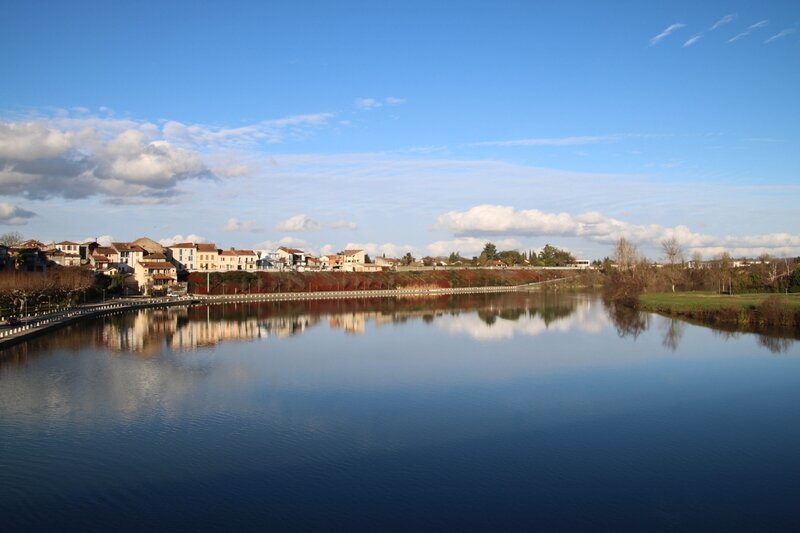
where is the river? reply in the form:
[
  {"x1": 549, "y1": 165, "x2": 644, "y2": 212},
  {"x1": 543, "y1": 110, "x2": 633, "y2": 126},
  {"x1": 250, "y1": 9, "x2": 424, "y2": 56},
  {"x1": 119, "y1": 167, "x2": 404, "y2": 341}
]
[{"x1": 1, "y1": 292, "x2": 799, "y2": 530}]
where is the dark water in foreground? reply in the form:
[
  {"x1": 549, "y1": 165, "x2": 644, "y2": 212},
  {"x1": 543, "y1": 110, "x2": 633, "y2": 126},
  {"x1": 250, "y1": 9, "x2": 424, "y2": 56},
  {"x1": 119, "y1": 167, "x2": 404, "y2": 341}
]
[{"x1": 1, "y1": 292, "x2": 800, "y2": 530}]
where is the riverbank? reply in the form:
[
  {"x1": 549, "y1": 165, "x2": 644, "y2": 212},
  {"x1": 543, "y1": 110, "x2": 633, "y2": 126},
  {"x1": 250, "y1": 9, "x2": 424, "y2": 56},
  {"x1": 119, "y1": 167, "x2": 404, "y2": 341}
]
[{"x1": 639, "y1": 291, "x2": 800, "y2": 329}]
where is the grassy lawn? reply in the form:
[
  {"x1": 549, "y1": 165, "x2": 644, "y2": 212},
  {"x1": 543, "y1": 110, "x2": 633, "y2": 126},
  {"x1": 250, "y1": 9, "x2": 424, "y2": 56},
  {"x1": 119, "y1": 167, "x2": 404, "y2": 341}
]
[{"x1": 640, "y1": 291, "x2": 800, "y2": 312}]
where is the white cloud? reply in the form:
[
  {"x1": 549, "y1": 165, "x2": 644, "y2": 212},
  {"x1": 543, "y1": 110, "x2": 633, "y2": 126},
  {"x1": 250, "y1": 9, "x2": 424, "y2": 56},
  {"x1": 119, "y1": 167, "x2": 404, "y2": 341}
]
[
  {"x1": 427, "y1": 237, "x2": 523, "y2": 257},
  {"x1": 0, "y1": 202, "x2": 36, "y2": 225},
  {"x1": 162, "y1": 112, "x2": 333, "y2": 147},
  {"x1": 475, "y1": 136, "x2": 613, "y2": 147},
  {"x1": 254, "y1": 236, "x2": 311, "y2": 253},
  {"x1": 0, "y1": 119, "x2": 210, "y2": 201},
  {"x1": 711, "y1": 14, "x2": 736, "y2": 31},
  {"x1": 158, "y1": 234, "x2": 207, "y2": 246},
  {"x1": 355, "y1": 98, "x2": 382, "y2": 110},
  {"x1": 224, "y1": 217, "x2": 263, "y2": 233},
  {"x1": 764, "y1": 28, "x2": 796, "y2": 44},
  {"x1": 330, "y1": 220, "x2": 358, "y2": 231},
  {"x1": 650, "y1": 23, "x2": 687, "y2": 46},
  {"x1": 434, "y1": 205, "x2": 800, "y2": 257},
  {"x1": 683, "y1": 34, "x2": 703, "y2": 47},
  {"x1": 276, "y1": 214, "x2": 321, "y2": 232},
  {"x1": 80, "y1": 234, "x2": 114, "y2": 247},
  {"x1": 355, "y1": 97, "x2": 406, "y2": 110},
  {"x1": 729, "y1": 20, "x2": 769, "y2": 42},
  {"x1": 342, "y1": 242, "x2": 417, "y2": 258}
]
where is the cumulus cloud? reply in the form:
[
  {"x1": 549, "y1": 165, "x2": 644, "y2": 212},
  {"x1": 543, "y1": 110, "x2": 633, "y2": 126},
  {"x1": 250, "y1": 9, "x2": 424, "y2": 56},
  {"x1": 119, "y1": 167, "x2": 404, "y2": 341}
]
[
  {"x1": 729, "y1": 20, "x2": 769, "y2": 42},
  {"x1": 276, "y1": 214, "x2": 321, "y2": 232},
  {"x1": 650, "y1": 23, "x2": 686, "y2": 45},
  {"x1": 159, "y1": 234, "x2": 207, "y2": 246},
  {"x1": 81, "y1": 234, "x2": 114, "y2": 247},
  {"x1": 435, "y1": 205, "x2": 800, "y2": 257},
  {"x1": 0, "y1": 202, "x2": 36, "y2": 225},
  {"x1": 0, "y1": 119, "x2": 211, "y2": 201},
  {"x1": 224, "y1": 217, "x2": 263, "y2": 233},
  {"x1": 254, "y1": 236, "x2": 311, "y2": 252}
]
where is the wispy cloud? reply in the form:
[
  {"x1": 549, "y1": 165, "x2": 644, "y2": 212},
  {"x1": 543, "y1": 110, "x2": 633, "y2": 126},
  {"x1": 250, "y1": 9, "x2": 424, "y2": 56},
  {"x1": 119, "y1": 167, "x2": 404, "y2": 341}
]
[
  {"x1": 683, "y1": 34, "x2": 703, "y2": 47},
  {"x1": 650, "y1": 23, "x2": 686, "y2": 46},
  {"x1": 764, "y1": 28, "x2": 796, "y2": 44},
  {"x1": 728, "y1": 20, "x2": 769, "y2": 42},
  {"x1": 711, "y1": 13, "x2": 736, "y2": 31},
  {"x1": 355, "y1": 96, "x2": 407, "y2": 110},
  {"x1": 475, "y1": 135, "x2": 614, "y2": 147},
  {"x1": 330, "y1": 220, "x2": 358, "y2": 231}
]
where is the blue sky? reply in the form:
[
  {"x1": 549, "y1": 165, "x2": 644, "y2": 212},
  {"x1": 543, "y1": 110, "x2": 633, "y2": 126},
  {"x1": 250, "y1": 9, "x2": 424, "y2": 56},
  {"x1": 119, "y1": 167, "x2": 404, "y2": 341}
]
[{"x1": 1, "y1": 0, "x2": 798, "y2": 259}]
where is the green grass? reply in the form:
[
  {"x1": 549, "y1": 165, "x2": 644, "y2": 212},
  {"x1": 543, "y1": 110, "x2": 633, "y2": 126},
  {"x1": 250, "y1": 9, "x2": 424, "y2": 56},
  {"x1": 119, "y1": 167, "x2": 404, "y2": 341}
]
[{"x1": 640, "y1": 291, "x2": 800, "y2": 312}]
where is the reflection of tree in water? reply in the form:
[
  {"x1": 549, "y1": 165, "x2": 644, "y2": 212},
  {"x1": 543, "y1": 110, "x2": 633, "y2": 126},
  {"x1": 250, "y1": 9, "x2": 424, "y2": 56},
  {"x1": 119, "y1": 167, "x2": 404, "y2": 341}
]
[
  {"x1": 660, "y1": 318, "x2": 684, "y2": 352},
  {"x1": 604, "y1": 300, "x2": 649, "y2": 339},
  {"x1": 478, "y1": 310, "x2": 497, "y2": 326},
  {"x1": 758, "y1": 335, "x2": 795, "y2": 354},
  {"x1": 477, "y1": 294, "x2": 577, "y2": 327}
]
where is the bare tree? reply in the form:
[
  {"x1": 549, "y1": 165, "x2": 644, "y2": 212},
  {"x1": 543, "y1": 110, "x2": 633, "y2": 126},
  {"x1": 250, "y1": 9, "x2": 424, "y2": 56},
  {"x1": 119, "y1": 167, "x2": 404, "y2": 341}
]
[
  {"x1": 613, "y1": 238, "x2": 637, "y2": 271},
  {"x1": 661, "y1": 237, "x2": 684, "y2": 292},
  {"x1": 661, "y1": 237, "x2": 684, "y2": 267},
  {"x1": 691, "y1": 250, "x2": 703, "y2": 269},
  {"x1": 0, "y1": 231, "x2": 23, "y2": 247}
]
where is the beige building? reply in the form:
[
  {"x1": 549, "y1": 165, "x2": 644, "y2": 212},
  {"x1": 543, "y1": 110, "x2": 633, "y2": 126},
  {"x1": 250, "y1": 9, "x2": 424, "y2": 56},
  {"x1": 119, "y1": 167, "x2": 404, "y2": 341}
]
[
  {"x1": 55, "y1": 241, "x2": 80, "y2": 255},
  {"x1": 134, "y1": 260, "x2": 177, "y2": 294},
  {"x1": 218, "y1": 249, "x2": 257, "y2": 271},
  {"x1": 196, "y1": 243, "x2": 219, "y2": 271},
  {"x1": 168, "y1": 242, "x2": 198, "y2": 272},
  {"x1": 340, "y1": 249, "x2": 366, "y2": 271},
  {"x1": 111, "y1": 242, "x2": 145, "y2": 272}
]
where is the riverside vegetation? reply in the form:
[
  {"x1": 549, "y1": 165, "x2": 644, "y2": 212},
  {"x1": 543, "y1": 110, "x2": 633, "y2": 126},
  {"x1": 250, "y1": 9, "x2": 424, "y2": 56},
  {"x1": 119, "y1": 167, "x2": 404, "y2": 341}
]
[{"x1": 605, "y1": 237, "x2": 800, "y2": 333}]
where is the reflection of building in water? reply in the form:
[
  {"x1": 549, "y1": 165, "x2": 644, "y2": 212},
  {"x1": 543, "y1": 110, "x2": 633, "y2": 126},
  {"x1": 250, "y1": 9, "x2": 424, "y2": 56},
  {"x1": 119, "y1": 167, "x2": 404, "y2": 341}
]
[
  {"x1": 170, "y1": 318, "x2": 263, "y2": 351},
  {"x1": 328, "y1": 313, "x2": 368, "y2": 335},
  {"x1": 92, "y1": 293, "x2": 595, "y2": 353}
]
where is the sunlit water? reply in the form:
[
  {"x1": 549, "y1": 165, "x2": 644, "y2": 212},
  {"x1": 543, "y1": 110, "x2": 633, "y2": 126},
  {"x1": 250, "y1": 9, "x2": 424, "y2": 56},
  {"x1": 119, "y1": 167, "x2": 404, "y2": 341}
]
[{"x1": 1, "y1": 292, "x2": 799, "y2": 530}]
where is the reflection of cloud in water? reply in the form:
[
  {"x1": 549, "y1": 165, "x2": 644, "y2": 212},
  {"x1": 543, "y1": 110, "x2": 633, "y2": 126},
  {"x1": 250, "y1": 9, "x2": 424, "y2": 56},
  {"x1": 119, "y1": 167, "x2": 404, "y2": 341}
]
[{"x1": 437, "y1": 299, "x2": 608, "y2": 341}]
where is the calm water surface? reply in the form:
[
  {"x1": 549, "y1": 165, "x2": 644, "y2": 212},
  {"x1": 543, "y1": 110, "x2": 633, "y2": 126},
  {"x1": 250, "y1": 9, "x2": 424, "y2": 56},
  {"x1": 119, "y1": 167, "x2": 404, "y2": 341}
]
[{"x1": 2, "y1": 292, "x2": 800, "y2": 530}]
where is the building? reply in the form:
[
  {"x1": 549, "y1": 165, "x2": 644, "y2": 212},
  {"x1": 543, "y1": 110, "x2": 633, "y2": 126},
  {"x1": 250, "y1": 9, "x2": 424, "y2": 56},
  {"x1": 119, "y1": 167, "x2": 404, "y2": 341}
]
[
  {"x1": 55, "y1": 241, "x2": 81, "y2": 255},
  {"x1": 111, "y1": 242, "x2": 146, "y2": 272},
  {"x1": 46, "y1": 250, "x2": 81, "y2": 267},
  {"x1": 277, "y1": 247, "x2": 306, "y2": 268},
  {"x1": 339, "y1": 249, "x2": 366, "y2": 271},
  {"x1": 218, "y1": 249, "x2": 257, "y2": 271},
  {"x1": 168, "y1": 242, "x2": 198, "y2": 272},
  {"x1": 196, "y1": 243, "x2": 219, "y2": 271},
  {"x1": 134, "y1": 260, "x2": 177, "y2": 294}
]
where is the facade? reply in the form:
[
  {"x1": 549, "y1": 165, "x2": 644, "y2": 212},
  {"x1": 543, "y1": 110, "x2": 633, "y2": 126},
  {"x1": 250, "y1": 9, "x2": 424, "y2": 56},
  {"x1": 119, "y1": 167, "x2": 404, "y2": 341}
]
[
  {"x1": 134, "y1": 260, "x2": 177, "y2": 294},
  {"x1": 55, "y1": 241, "x2": 80, "y2": 255},
  {"x1": 339, "y1": 249, "x2": 366, "y2": 271},
  {"x1": 111, "y1": 242, "x2": 145, "y2": 272},
  {"x1": 277, "y1": 247, "x2": 306, "y2": 268},
  {"x1": 168, "y1": 243, "x2": 198, "y2": 272},
  {"x1": 217, "y1": 249, "x2": 257, "y2": 271},
  {"x1": 196, "y1": 243, "x2": 219, "y2": 271},
  {"x1": 46, "y1": 250, "x2": 81, "y2": 267}
]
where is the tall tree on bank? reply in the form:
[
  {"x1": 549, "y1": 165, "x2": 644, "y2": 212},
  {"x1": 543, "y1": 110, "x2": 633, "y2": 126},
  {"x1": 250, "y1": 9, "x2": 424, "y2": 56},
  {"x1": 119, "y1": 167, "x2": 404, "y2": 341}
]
[{"x1": 661, "y1": 236, "x2": 684, "y2": 292}]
